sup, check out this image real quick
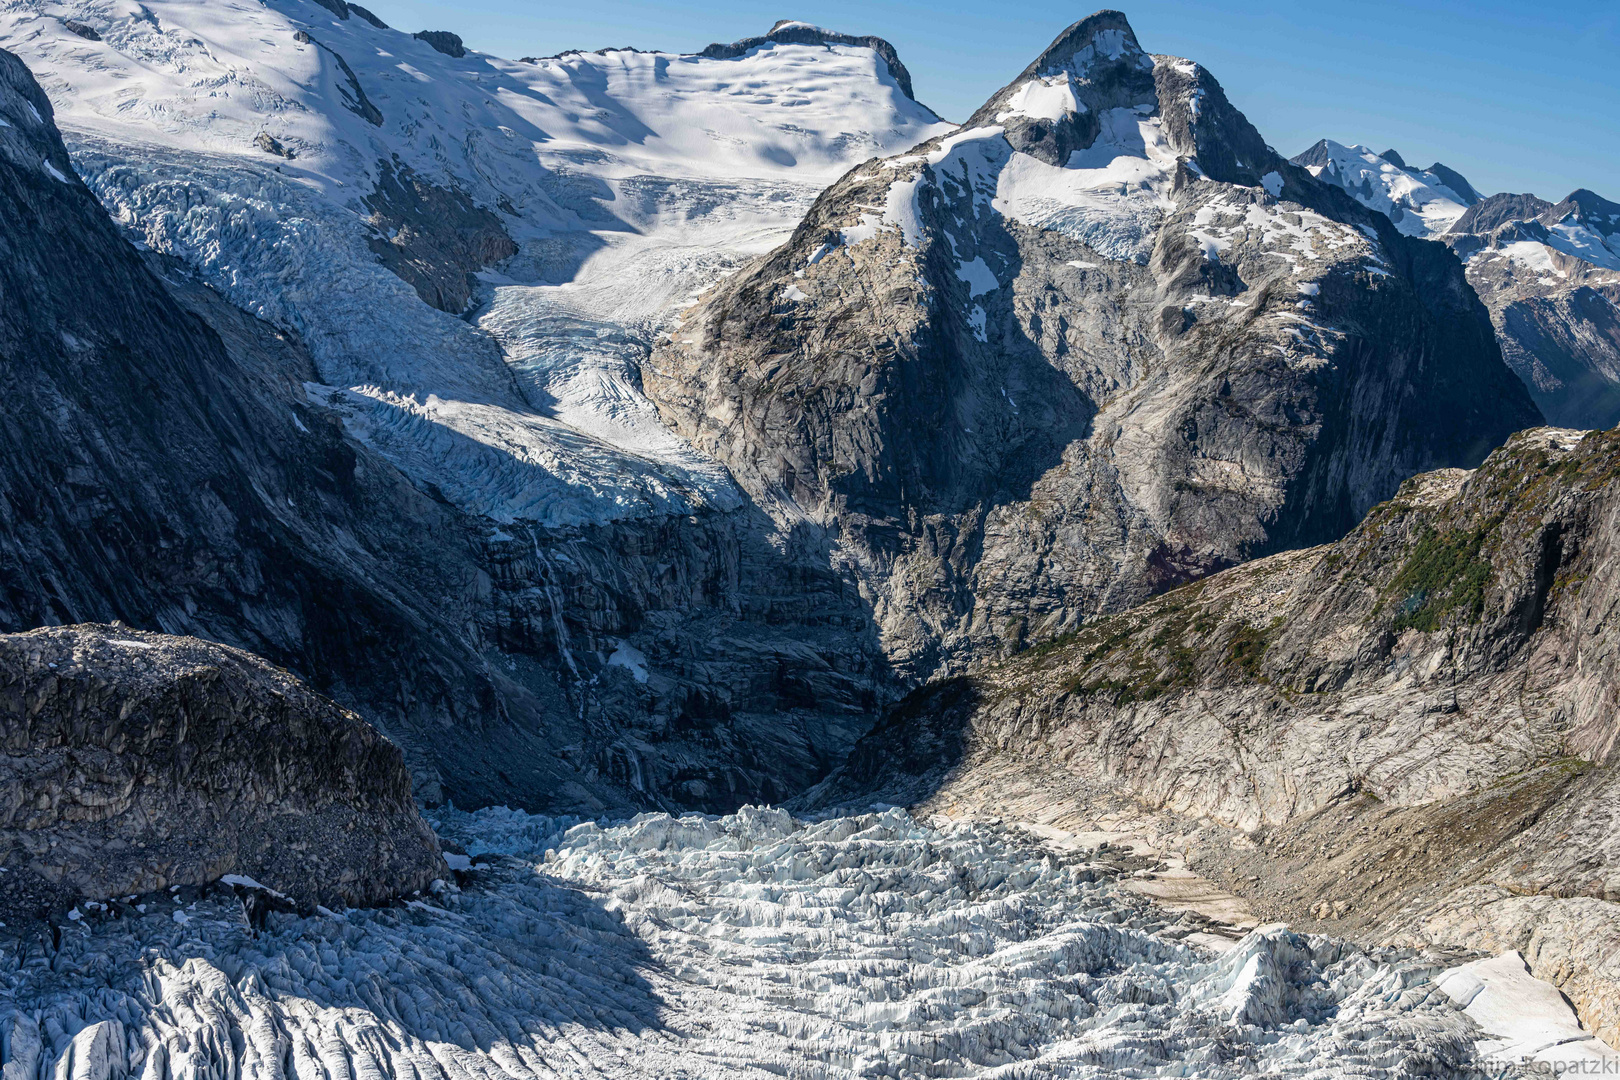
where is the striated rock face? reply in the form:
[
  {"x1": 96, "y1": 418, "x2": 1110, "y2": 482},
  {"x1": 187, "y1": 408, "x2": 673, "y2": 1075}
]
[
  {"x1": 0, "y1": 625, "x2": 445, "y2": 923},
  {"x1": 811, "y1": 425, "x2": 1620, "y2": 1043},
  {"x1": 645, "y1": 11, "x2": 1540, "y2": 683}
]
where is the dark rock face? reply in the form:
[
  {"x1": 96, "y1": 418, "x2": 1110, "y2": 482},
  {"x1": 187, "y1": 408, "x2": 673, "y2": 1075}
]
[
  {"x1": 364, "y1": 157, "x2": 517, "y2": 314},
  {"x1": 0, "y1": 624, "x2": 446, "y2": 923},
  {"x1": 700, "y1": 21, "x2": 925, "y2": 104},
  {"x1": 324, "y1": 40, "x2": 383, "y2": 125},
  {"x1": 348, "y1": 4, "x2": 387, "y2": 29},
  {"x1": 810, "y1": 425, "x2": 1620, "y2": 1044},
  {"x1": 479, "y1": 510, "x2": 894, "y2": 813},
  {"x1": 61, "y1": 20, "x2": 98, "y2": 41},
  {"x1": 1426, "y1": 162, "x2": 1480, "y2": 203},
  {"x1": 254, "y1": 131, "x2": 294, "y2": 158},
  {"x1": 414, "y1": 30, "x2": 466, "y2": 59},
  {"x1": 644, "y1": 12, "x2": 1539, "y2": 683}
]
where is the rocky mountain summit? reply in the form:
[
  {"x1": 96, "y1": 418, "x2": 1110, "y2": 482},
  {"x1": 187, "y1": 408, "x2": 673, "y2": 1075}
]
[
  {"x1": 0, "y1": 624, "x2": 446, "y2": 926},
  {"x1": 1298, "y1": 141, "x2": 1620, "y2": 430},
  {"x1": 812, "y1": 424, "x2": 1620, "y2": 1043},
  {"x1": 645, "y1": 11, "x2": 1540, "y2": 682}
]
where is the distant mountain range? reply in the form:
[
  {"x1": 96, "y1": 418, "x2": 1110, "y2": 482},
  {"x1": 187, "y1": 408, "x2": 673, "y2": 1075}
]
[{"x1": 1296, "y1": 139, "x2": 1620, "y2": 428}]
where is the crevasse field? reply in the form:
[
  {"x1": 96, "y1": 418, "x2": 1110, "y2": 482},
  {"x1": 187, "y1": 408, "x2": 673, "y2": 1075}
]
[{"x1": 2, "y1": 807, "x2": 1550, "y2": 1080}]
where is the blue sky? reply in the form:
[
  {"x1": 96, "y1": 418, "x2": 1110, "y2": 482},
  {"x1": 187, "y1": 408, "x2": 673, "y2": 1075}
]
[{"x1": 358, "y1": 0, "x2": 1617, "y2": 200}]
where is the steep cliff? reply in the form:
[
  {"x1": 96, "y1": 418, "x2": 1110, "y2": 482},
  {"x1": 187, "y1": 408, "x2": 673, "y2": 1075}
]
[{"x1": 644, "y1": 11, "x2": 1541, "y2": 683}]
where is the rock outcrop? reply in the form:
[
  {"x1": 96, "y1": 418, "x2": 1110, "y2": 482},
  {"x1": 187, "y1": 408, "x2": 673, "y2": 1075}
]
[
  {"x1": 811, "y1": 424, "x2": 1620, "y2": 1043},
  {"x1": 0, "y1": 625, "x2": 445, "y2": 923},
  {"x1": 645, "y1": 11, "x2": 1540, "y2": 684},
  {"x1": 364, "y1": 156, "x2": 518, "y2": 314}
]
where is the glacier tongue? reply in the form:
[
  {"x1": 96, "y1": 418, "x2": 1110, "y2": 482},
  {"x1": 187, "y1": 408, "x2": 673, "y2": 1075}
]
[{"x1": 4, "y1": 807, "x2": 1510, "y2": 1079}]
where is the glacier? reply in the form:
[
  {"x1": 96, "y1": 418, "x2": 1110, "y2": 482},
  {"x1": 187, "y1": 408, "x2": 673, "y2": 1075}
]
[
  {"x1": 0, "y1": 0, "x2": 952, "y2": 525},
  {"x1": 3, "y1": 806, "x2": 1603, "y2": 1080}
]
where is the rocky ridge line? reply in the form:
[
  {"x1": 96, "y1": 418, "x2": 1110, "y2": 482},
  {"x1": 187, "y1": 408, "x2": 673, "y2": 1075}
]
[{"x1": 644, "y1": 10, "x2": 1540, "y2": 685}]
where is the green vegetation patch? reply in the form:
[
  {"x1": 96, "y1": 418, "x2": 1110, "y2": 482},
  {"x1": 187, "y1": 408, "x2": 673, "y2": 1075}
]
[
  {"x1": 1224, "y1": 617, "x2": 1283, "y2": 682},
  {"x1": 1385, "y1": 523, "x2": 1496, "y2": 633}
]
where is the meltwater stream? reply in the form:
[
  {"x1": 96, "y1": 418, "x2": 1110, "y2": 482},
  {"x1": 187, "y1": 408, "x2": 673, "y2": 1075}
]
[{"x1": 1, "y1": 808, "x2": 1505, "y2": 1079}]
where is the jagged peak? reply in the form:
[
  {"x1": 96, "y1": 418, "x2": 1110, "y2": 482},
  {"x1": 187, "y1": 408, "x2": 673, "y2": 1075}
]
[
  {"x1": 965, "y1": 9, "x2": 1158, "y2": 142},
  {"x1": 1025, "y1": 9, "x2": 1151, "y2": 80},
  {"x1": 1556, "y1": 188, "x2": 1620, "y2": 219},
  {"x1": 699, "y1": 23, "x2": 920, "y2": 102}
]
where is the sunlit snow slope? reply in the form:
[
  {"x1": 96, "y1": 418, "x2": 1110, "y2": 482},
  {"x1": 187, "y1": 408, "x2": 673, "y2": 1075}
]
[
  {"x1": 0, "y1": 1, "x2": 950, "y2": 524},
  {"x1": 1290, "y1": 139, "x2": 1476, "y2": 237}
]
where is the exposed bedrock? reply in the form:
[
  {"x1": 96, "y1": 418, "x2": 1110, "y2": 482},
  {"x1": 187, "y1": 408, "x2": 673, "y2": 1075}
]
[
  {"x1": 810, "y1": 426, "x2": 1620, "y2": 1043},
  {"x1": 364, "y1": 156, "x2": 518, "y2": 314},
  {"x1": 0, "y1": 625, "x2": 446, "y2": 924},
  {"x1": 644, "y1": 11, "x2": 1541, "y2": 686}
]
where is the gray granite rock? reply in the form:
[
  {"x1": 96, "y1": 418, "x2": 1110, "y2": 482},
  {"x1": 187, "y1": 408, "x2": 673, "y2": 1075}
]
[{"x1": 644, "y1": 12, "x2": 1540, "y2": 688}]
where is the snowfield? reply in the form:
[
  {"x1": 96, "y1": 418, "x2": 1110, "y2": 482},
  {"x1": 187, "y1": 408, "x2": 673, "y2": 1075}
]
[
  {"x1": 1294, "y1": 141, "x2": 1472, "y2": 238},
  {"x1": 4, "y1": 807, "x2": 1609, "y2": 1079},
  {"x1": 0, "y1": 0, "x2": 951, "y2": 525}
]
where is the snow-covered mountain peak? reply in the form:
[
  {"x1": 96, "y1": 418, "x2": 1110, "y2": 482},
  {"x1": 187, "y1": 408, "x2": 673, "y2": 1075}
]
[
  {"x1": 970, "y1": 11, "x2": 1156, "y2": 137},
  {"x1": 1026, "y1": 9, "x2": 1152, "y2": 80},
  {"x1": 1290, "y1": 139, "x2": 1477, "y2": 237},
  {"x1": 698, "y1": 21, "x2": 926, "y2": 104}
]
